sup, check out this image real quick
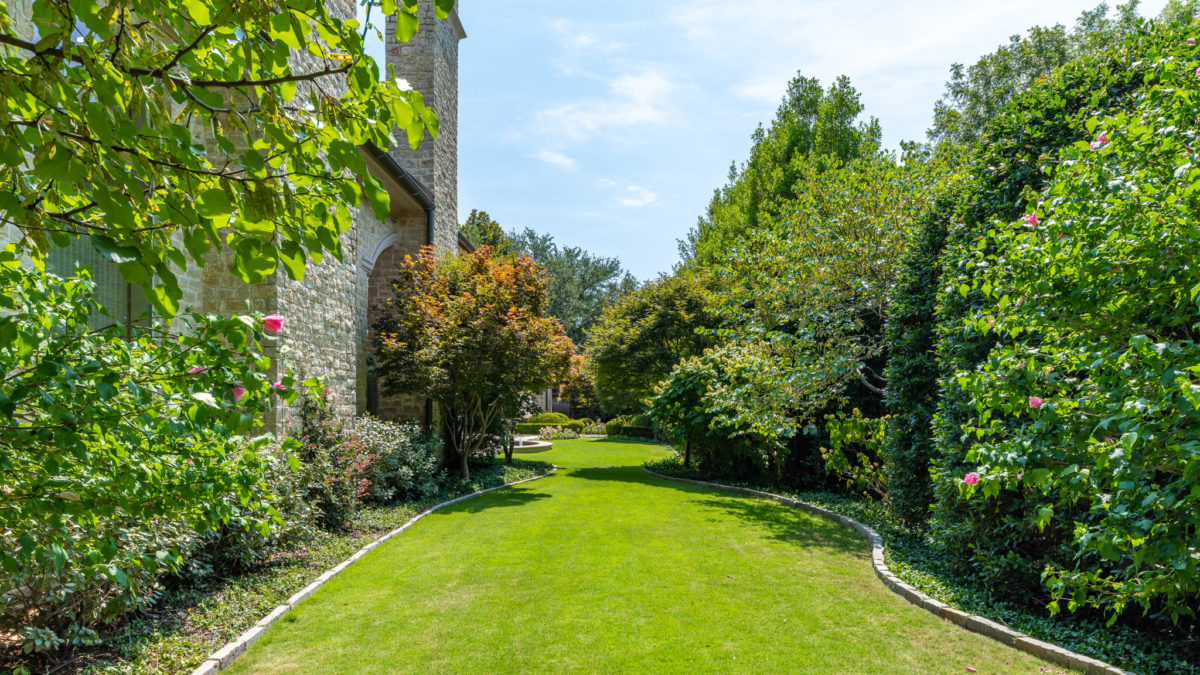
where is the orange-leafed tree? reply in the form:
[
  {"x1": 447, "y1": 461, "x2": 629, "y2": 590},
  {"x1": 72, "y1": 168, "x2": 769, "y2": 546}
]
[{"x1": 374, "y1": 246, "x2": 573, "y2": 479}]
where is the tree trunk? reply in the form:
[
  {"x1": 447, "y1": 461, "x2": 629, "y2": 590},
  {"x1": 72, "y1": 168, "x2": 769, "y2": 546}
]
[
  {"x1": 683, "y1": 439, "x2": 691, "y2": 468},
  {"x1": 459, "y1": 449, "x2": 470, "y2": 481},
  {"x1": 504, "y1": 431, "x2": 514, "y2": 464}
]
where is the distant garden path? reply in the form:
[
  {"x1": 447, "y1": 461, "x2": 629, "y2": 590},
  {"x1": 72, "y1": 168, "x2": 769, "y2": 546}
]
[{"x1": 228, "y1": 440, "x2": 1060, "y2": 674}]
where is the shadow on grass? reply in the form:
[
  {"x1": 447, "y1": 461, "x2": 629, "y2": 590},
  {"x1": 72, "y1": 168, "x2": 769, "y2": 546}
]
[
  {"x1": 567, "y1": 466, "x2": 659, "y2": 482},
  {"x1": 570, "y1": 466, "x2": 868, "y2": 558},
  {"x1": 437, "y1": 485, "x2": 552, "y2": 514},
  {"x1": 693, "y1": 493, "x2": 868, "y2": 558}
]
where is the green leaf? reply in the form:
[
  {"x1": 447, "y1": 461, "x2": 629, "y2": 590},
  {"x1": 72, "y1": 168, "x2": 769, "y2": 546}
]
[
  {"x1": 197, "y1": 189, "x2": 232, "y2": 218},
  {"x1": 397, "y1": 11, "x2": 419, "y2": 42},
  {"x1": 278, "y1": 242, "x2": 306, "y2": 281},
  {"x1": 183, "y1": 0, "x2": 212, "y2": 25},
  {"x1": 232, "y1": 239, "x2": 278, "y2": 284}
]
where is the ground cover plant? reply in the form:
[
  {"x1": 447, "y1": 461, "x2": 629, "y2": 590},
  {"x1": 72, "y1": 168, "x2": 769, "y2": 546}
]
[{"x1": 225, "y1": 440, "x2": 1060, "y2": 674}]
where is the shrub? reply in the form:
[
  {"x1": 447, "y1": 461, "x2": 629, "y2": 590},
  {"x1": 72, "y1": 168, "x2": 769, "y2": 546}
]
[
  {"x1": 576, "y1": 418, "x2": 594, "y2": 426},
  {"x1": 920, "y1": 23, "x2": 1200, "y2": 622},
  {"x1": 948, "y1": 45, "x2": 1200, "y2": 621},
  {"x1": 820, "y1": 409, "x2": 889, "y2": 499},
  {"x1": 294, "y1": 393, "x2": 373, "y2": 531},
  {"x1": 583, "y1": 423, "x2": 606, "y2": 435},
  {"x1": 527, "y1": 411, "x2": 570, "y2": 424},
  {"x1": 351, "y1": 417, "x2": 442, "y2": 503},
  {"x1": 537, "y1": 426, "x2": 579, "y2": 441},
  {"x1": 515, "y1": 421, "x2": 583, "y2": 435},
  {"x1": 882, "y1": 188, "x2": 963, "y2": 524},
  {"x1": 604, "y1": 420, "x2": 624, "y2": 436},
  {"x1": 648, "y1": 342, "x2": 798, "y2": 480},
  {"x1": 191, "y1": 447, "x2": 318, "y2": 575},
  {"x1": 0, "y1": 258, "x2": 292, "y2": 654},
  {"x1": 628, "y1": 413, "x2": 652, "y2": 428}
]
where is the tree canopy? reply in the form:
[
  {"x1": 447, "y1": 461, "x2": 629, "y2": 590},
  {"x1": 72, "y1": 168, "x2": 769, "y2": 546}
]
[
  {"x1": 373, "y1": 246, "x2": 572, "y2": 480},
  {"x1": 0, "y1": 0, "x2": 442, "y2": 316}
]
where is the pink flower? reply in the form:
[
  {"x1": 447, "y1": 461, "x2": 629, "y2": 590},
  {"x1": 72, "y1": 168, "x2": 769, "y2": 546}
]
[
  {"x1": 964, "y1": 472, "x2": 980, "y2": 485},
  {"x1": 1029, "y1": 396, "x2": 1045, "y2": 409},
  {"x1": 1024, "y1": 213, "x2": 1039, "y2": 226},
  {"x1": 1089, "y1": 134, "x2": 1109, "y2": 151},
  {"x1": 263, "y1": 314, "x2": 285, "y2": 333},
  {"x1": 1189, "y1": 37, "x2": 1196, "y2": 45},
  {"x1": 271, "y1": 381, "x2": 287, "y2": 393},
  {"x1": 232, "y1": 386, "x2": 246, "y2": 403},
  {"x1": 1195, "y1": 66, "x2": 1200, "y2": 78},
  {"x1": 987, "y1": 318, "x2": 996, "y2": 328},
  {"x1": 187, "y1": 366, "x2": 206, "y2": 375},
  {"x1": 185, "y1": 458, "x2": 193, "y2": 465}
]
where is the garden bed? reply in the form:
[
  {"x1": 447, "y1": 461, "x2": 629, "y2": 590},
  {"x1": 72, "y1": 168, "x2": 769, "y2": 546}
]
[{"x1": 1, "y1": 460, "x2": 551, "y2": 675}]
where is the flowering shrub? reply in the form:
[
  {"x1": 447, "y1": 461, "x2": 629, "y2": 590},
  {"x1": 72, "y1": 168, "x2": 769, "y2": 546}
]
[
  {"x1": 583, "y1": 423, "x2": 606, "y2": 435},
  {"x1": 538, "y1": 426, "x2": 579, "y2": 440},
  {"x1": 922, "y1": 24, "x2": 1200, "y2": 623},
  {"x1": 0, "y1": 256, "x2": 298, "y2": 652},
  {"x1": 350, "y1": 416, "x2": 442, "y2": 503},
  {"x1": 293, "y1": 393, "x2": 373, "y2": 531}
]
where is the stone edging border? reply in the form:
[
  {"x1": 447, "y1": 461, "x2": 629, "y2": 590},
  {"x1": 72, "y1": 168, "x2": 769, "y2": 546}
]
[
  {"x1": 190, "y1": 466, "x2": 559, "y2": 675},
  {"x1": 642, "y1": 468, "x2": 1133, "y2": 675}
]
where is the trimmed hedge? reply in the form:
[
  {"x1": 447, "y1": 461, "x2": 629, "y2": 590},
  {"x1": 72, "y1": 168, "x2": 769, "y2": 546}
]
[
  {"x1": 882, "y1": 188, "x2": 963, "y2": 525},
  {"x1": 604, "y1": 419, "x2": 623, "y2": 436},
  {"x1": 526, "y1": 412, "x2": 570, "y2": 424},
  {"x1": 514, "y1": 421, "x2": 583, "y2": 435}
]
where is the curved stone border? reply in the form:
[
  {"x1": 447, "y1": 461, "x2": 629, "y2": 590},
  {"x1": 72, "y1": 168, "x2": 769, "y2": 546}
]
[
  {"x1": 642, "y1": 469, "x2": 1133, "y2": 675},
  {"x1": 191, "y1": 466, "x2": 559, "y2": 675}
]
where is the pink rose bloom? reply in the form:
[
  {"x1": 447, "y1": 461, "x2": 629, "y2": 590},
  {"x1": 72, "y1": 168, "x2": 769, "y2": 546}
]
[
  {"x1": 964, "y1": 472, "x2": 980, "y2": 485},
  {"x1": 1089, "y1": 134, "x2": 1109, "y2": 151},
  {"x1": 1024, "y1": 213, "x2": 1039, "y2": 226},
  {"x1": 187, "y1": 366, "x2": 206, "y2": 375},
  {"x1": 232, "y1": 386, "x2": 246, "y2": 403},
  {"x1": 271, "y1": 382, "x2": 287, "y2": 392},
  {"x1": 263, "y1": 314, "x2": 285, "y2": 333},
  {"x1": 1029, "y1": 396, "x2": 1045, "y2": 409}
]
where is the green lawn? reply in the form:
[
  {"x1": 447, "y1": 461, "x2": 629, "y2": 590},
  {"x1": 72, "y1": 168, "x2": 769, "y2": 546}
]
[{"x1": 228, "y1": 439, "x2": 1065, "y2": 674}]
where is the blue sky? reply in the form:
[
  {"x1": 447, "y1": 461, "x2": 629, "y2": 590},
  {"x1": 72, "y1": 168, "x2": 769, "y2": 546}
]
[{"x1": 386, "y1": 1, "x2": 1169, "y2": 280}]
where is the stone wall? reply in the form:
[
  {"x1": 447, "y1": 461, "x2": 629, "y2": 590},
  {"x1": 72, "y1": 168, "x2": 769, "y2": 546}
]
[{"x1": 386, "y1": 1, "x2": 464, "y2": 253}]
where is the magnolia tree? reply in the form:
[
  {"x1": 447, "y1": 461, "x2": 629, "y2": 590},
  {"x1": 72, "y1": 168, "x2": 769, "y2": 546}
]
[
  {"x1": 0, "y1": 0, "x2": 444, "y2": 314},
  {"x1": 374, "y1": 246, "x2": 573, "y2": 480},
  {"x1": 0, "y1": 249, "x2": 305, "y2": 652}
]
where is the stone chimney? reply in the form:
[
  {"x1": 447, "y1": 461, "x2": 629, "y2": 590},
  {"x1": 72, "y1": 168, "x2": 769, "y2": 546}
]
[{"x1": 385, "y1": 1, "x2": 465, "y2": 252}]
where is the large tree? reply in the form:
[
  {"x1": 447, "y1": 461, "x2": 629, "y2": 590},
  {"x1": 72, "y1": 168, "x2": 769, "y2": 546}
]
[
  {"x1": 458, "y1": 214, "x2": 640, "y2": 346},
  {"x1": 584, "y1": 273, "x2": 718, "y2": 415},
  {"x1": 0, "y1": 0, "x2": 443, "y2": 315},
  {"x1": 681, "y1": 72, "x2": 881, "y2": 266},
  {"x1": 374, "y1": 246, "x2": 572, "y2": 480},
  {"x1": 925, "y1": 1, "x2": 1198, "y2": 147}
]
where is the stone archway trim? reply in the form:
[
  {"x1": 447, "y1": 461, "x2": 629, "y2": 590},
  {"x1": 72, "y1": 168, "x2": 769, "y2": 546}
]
[{"x1": 360, "y1": 231, "x2": 400, "y2": 275}]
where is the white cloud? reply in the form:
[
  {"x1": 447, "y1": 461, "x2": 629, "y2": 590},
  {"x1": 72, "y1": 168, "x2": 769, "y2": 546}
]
[
  {"x1": 533, "y1": 150, "x2": 577, "y2": 170},
  {"x1": 619, "y1": 186, "x2": 658, "y2": 208},
  {"x1": 536, "y1": 69, "x2": 676, "y2": 142}
]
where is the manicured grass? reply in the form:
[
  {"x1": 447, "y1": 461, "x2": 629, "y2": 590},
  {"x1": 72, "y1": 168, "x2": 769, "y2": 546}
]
[
  {"x1": 39, "y1": 461, "x2": 549, "y2": 675},
  {"x1": 229, "y1": 439, "x2": 1065, "y2": 674}
]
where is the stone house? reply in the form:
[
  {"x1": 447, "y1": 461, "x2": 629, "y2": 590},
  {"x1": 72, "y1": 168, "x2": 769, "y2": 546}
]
[{"x1": 4, "y1": 1, "x2": 469, "y2": 431}]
